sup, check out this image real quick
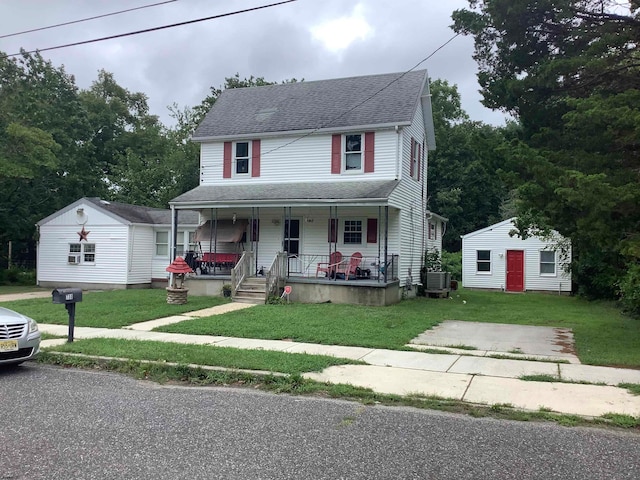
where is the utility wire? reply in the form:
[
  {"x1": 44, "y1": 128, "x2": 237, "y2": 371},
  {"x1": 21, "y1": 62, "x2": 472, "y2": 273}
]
[
  {"x1": 0, "y1": 0, "x2": 178, "y2": 39},
  {"x1": 2, "y1": 0, "x2": 297, "y2": 58},
  {"x1": 261, "y1": 32, "x2": 461, "y2": 158}
]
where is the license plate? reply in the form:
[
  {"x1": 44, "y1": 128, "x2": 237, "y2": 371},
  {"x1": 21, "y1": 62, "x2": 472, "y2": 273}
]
[{"x1": 0, "y1": 340, "x2": 18, "y2": 352}]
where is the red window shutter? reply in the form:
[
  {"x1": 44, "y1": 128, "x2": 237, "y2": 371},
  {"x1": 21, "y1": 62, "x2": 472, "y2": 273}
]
[
  {"x1": 251, "y1": 219, "x2": 259, "y2": 242},
  {"x1": 364, "y1": 131, "x2": 375, "y2": 173},
  {"x1": 251, "y1": 139, "x2": 261, "y2": 177},
  {"x1": 428, "y1": 220, "x2": 432, "y2": 240},
  {"x1": 417, "y1": 143, "x2": 421, "y2": 181},
  {"x1": 223, "y1": 142, "x2": 232, "y2": 178},
  {"x1": 328, "y1": 218, "x2": 337, "y2": 243},
  {"x1": 410, "y1": 138, "x2": 415, "y2": 178},
  {"x1": 367, "y1": 218, "x2": 378, "y2": 244},
  {"x1": 331, "y1": 134, "x2": 341, "y2": 174}
]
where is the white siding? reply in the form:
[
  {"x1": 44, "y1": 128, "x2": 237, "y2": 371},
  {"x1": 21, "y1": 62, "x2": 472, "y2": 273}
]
[
  {"x1": 388, "y1": 106, "x2": 427, "y2": 287},
  {"x1": 128, "y1": 226, "x2": 154, "y2": 284},
  {"x1": 38, "y1": 202, "x2": 130, "y2": 285},
  {"x1": 461, "y1": 219, "x2": 571, "y2": 292},
  {"x1": 200, "y1": 130, "x2": 398, "y2": 186},
  {"x1": 38, "y1": 224, "x2": 130, "y2": 285}
]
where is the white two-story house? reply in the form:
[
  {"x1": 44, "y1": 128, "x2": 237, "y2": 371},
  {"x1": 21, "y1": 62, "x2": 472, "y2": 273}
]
[{"x1": 170, "y1": 70, "x2": 446, "y2": 305}]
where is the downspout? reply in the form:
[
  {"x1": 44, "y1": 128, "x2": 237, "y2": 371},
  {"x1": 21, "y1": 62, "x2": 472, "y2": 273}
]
[
  {"x1": 171, "y1": 206, "x2": 178, "y2": 260},
  {"x1": 421, "y1": 140, "x2": 426, "y2": 268},
  {"x1": 384, "y1": 206, "x2": 389, "y2": 283}
]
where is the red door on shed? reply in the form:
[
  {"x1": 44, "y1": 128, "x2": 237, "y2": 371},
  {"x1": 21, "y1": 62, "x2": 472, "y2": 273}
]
[{"x1": 506, "y1": 250, "x2": 524, "y2": 292}]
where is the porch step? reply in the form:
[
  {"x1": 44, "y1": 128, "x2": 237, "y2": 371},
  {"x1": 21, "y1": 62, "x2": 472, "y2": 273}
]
[{"x1": 233, "y1": 277, "x2": 267, "y2": 304}]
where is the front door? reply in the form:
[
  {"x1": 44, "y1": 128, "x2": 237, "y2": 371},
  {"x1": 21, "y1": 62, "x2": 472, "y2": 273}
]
[
  {"x1": 284, "y1": 219, "x2": 301, "y2": 273},
  {"x1": 506, "y1": 250, "x2": 524, "y2": 292}
]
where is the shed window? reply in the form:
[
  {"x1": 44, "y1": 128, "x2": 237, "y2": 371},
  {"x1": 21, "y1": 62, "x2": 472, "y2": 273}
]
[
  {"x1": 68, "y1": 243, "x2": 95, "y2": 264},
  {"x1": 477, "y1": 250, "x2": 491, "y2": 272},
  {"x1": 540, "y1": 250, "x2": 556, "y2": 275}
]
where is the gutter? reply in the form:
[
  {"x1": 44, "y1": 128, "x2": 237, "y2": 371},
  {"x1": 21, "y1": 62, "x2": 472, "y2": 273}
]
[{"x1": 191, "y1": 121, "x2": 412, "y2": 143}]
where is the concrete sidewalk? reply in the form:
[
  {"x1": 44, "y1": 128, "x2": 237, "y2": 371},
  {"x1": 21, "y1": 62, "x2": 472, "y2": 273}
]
[{"x1": 37, "y1": 303, "x2": 640, "y2": 419}]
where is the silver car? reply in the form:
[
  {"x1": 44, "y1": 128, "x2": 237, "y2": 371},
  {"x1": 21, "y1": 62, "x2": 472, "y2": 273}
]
[{"x1": 0, "y1": 307, "x2": 41, "y2": 366}]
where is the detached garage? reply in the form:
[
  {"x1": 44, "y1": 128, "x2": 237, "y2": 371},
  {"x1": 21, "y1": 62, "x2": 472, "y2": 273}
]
[
  {"x1": 36, "y1": 198, "x2": 199, "y2": 289},
  {"x1": 461, "y1": 218, "x2": 571, "y2": 293}
]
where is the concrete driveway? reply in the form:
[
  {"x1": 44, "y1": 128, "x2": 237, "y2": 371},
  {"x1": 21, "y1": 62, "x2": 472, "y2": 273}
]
[{"x1": 410, "y1": 320, "x2": 579, "y2": 363}]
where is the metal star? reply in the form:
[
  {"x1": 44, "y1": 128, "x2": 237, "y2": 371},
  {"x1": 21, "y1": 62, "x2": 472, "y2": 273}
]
[{"x1": 77, "y1": 226, "x2": 90, "y2": 241}]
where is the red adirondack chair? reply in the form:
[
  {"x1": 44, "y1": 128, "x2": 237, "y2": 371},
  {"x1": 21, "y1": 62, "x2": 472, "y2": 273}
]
[
  {"x1": 336, "y1": 252, "x2": 363, "y2": 280},
  {"x1": 316, "y1": 251, "x2": 343, "y2": 278}
]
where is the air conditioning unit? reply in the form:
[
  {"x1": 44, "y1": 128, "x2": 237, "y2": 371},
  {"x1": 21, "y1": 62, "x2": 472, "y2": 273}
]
[
  {"x1": 68, "y1": 254, "x2": 81, "y2": 264},
  {"x1": 426, "y1": 272, "x2": 451, "y2": 290}
]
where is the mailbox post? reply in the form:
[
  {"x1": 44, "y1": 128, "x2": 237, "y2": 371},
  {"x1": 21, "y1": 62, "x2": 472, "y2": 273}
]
[{"x1": 52, "y1": 288, "x2": 83, "y2": 342}]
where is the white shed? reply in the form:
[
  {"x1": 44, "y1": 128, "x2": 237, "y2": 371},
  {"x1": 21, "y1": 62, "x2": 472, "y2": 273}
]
[
  {"x1": 461, "y1": 218, "x2": 571, "y2": 293},
  {"x1": 36, "y1": 198, "x2": 199, "y2": 289}
]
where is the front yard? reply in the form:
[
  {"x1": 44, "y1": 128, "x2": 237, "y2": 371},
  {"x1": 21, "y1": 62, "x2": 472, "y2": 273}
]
[{"x1": 3, "y1": 288, "x2": 639, "y2": 368}]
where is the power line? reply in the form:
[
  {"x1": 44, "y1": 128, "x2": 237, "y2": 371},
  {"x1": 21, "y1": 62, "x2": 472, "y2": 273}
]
[
  {"x1": 2, "y1": 0, "x2": 297, "y2": 58},
  {"x1": 0, "y1": 0, "x2": 178, "y2": 39},
  {"x1": 261, "y1": 32, "x2": 461, "y2": 158}
]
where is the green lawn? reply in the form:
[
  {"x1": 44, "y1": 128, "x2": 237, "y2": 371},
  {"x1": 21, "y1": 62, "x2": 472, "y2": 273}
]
[
  {"x1": 1, "y1": 289, "x2": 226, "y2": 328},
  {"x1": 157, "y1": 290, "x2": 640, "y2": 368},
  {"x1": 49, "y1": 338, "x2": 360, "y2": 375},
  {"x1": 0, "y1": 285, "x2": 48, "y2": 295}
]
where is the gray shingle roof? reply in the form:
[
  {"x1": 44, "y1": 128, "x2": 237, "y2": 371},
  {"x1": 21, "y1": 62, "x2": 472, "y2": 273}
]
[
  {"x1": 84, "y1": 198, "x2": 199, "y2": 225},
  {"x1": 193, "y1": 70, "x2": 428, "y2": 139},
  {"x1": 170, "y1": 181, "x2": 399, "y2": 206}
]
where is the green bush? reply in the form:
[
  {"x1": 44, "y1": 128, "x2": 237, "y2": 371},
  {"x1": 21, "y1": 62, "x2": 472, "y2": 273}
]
[
  {"x1": 1, "y1": 268, "x2": 36, "y2": 286},
  {"x1": 619, "y1": 263, "x2": 640, "y2": 318},
  {"x1": 441, "y1": 251, "x2": 462, "y2": 281}
]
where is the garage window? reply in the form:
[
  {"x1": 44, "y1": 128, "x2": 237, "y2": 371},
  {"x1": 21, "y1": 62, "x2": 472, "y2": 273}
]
[
  {"x1": 540, "y1": 250, "x2": 556, "y2": 275},
  {"x1": 476, "y1": 250, "x2": 491, "y2": 273}
]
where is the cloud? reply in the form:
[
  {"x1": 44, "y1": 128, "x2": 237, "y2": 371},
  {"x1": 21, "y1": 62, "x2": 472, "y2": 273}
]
[{"x1": 0, "y1": 0, "x2": 507, "y2": 126}]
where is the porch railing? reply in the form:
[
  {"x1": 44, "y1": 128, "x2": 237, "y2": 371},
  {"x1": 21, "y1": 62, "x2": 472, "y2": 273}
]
[
  {"x1": 265, "y1": 252, "x2": 287, "y2": 301},
  {"x1": 231, "y1": 251, "x2": 252, "y2": 296},
  {"x1": 287, "y1": 253, "x2": 399, "y2": 281}
]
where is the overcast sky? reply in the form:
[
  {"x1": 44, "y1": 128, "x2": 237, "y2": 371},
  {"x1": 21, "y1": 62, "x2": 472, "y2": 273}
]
[{"x1": 0, "y1": 0, "x2": 508, "y2": 127}]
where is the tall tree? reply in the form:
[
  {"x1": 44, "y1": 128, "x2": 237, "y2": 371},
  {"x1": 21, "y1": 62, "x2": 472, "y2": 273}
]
[
  {"x1": 453, "y1": 1, "x2": 640, "y2": 302},
  {"x1": 427, "y1": 79, "x2": 513, "y2": 251},
  {"x1": 0, "y1": 51, "x2": 94, "y2": 264}
]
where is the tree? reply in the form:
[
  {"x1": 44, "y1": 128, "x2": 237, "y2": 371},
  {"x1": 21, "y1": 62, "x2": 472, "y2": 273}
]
[
  {"x1": 427, "y1": 79, "x2": 513, "y2": 251},
  {"x1": 453, "y1": 1, "x2": 640, "y2": 302},
  {"x1": 0, "y1": 51, "x2": 95, "y2": 265}
]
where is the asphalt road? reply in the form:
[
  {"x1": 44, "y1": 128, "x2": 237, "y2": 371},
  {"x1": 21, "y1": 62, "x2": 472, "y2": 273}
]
[{"x1": 2, "y1": 364, "x2": 639, "y2": 480}]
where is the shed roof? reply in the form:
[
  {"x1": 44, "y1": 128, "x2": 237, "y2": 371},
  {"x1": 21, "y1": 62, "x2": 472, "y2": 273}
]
[
  {"x1": 37, "y1": 197, "x2": 199, "y2": 227},
  {"x1": 193, "y1": 70, "x2": 432, "y2": 142}
]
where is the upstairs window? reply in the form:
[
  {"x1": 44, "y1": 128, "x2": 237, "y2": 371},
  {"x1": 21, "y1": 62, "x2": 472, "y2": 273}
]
[
  {"x1": 476, "y1": 250, "x2": 491, "y2": 273},
  {"x1": 411, "y1": 138, "x2": 420, "y2": 180},
  {"x1": 235, "y1": 142, "x2": 250, "y2": 175},
  {"x1": 540, "y1": 250, "x2": 556, "y2": 275},
  {"x1": 344, "y1": 134, "x2": 362, "y2": 172}
]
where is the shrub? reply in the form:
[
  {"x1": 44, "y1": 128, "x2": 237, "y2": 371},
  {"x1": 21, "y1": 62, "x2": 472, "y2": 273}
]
[
  {"x1": 441, "y1": 251, "x2": 462, "y2": 281},
  {"x1": 1, "y1": 268, "x2": 36, "y2": 286},
  {"x1": 619, "y1": 263, "x2": 640, "y2": 318}
]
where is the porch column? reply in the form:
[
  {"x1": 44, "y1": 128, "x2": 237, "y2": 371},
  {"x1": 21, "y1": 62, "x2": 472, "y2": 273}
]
[
  {"x1": 377, "y1": 206, "x2": 381, "y2": 283},
  {"x1": 384, "y1": 206, "x2": 389, "y2": 283},
  {"x1": 171, "y1": 206, "x2": 178, "y2": 260}
]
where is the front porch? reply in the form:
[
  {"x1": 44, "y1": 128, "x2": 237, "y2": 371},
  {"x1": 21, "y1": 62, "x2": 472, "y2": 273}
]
[{"x1": 184, "y1": 252, "x2": 402, "y2": 306}]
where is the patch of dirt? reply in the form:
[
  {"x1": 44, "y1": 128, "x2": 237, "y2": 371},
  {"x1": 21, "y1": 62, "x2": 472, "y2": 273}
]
[{"x1": 553, "y1": 328, "x2": 577, "y2": 355}]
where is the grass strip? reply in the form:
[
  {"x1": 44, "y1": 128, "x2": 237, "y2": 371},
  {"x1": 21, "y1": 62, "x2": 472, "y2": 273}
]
[
  {"x1": 156, "y1": 291, "x2": 640, "y2": 367},
  {"x1": 37, "y1": 354, "x2": 640, "y2": 431},
  {"x1": 1, "y1": 289, "x2": 226, "y2": 328},
  {"x1": 47, "y1": 338, "x2": 360, "y2": 375}
]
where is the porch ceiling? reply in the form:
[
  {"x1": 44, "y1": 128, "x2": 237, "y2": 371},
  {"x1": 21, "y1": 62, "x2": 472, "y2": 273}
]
[{"x1": 170, "y1": 180, "x2": 399, "y2": 208}]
